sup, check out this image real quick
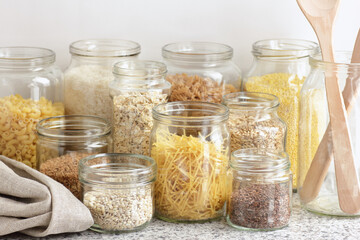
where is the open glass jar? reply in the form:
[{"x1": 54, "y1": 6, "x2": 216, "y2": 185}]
[
  {"x1": 299, "y1": 52, "x2": 360, "y2": 216},
  {"x1": 0, "y1": 47, "x2": 64, "y2": 168},
  {"x1": 36, "y1": 115, "x2": 112, "y2": 199},
  {"x1": 150, "y1": 101, "x2": 230, "y2": 222},
  {"x1": 226, "y1": 149, "x2": 292, "y2": 231},
  {"x1": 64, "y1": 39, "x2": 141, "y2": 122},
  {"x1": 243, "y1": 39, "x2": 319, "y2": 189},
  {"x1": 109, "y1": 60, "x2": 171, "y2": 156},
  {"x1": 162, "y1": 42, "x2": 241, "y2": 103},
  {"x1": 222, "y1": 92, "x2": 286, "y2": 153},
  {"x1": 79, "y1": 153, "x2": 156, "y2": 233}
]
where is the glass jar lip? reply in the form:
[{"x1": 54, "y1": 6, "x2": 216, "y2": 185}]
[
  {"x1": 79, "y1": 153, "x2": 156, "y2": 185},
  {"x1": 252, "y1": 39, "x2": 319, "y2": 59},
  {"x1": 153, "y1": 101, "x2": 229, "y2": 123},
  {"x1": 37, "y1": 115, "x2": 111, "y2": 139},
  {"x1": 310, "y1": 51, "x2": 360, "y2": 70},
  {"x1": 162, "y1": 41, "x2": 233, "y2": 62},
  {"x1": 70, "y1": 39, "x2": 141, "y2": 57},
  {"x1": 231, "y1": 148, "x2": 290, "y2": 174},
  {"x1": 0, "y1": 47, "x2": 55, "y2": 68},
  {"x1": 113, "y1": 60, "x2": 167, "y2": 77},
  {"x1": 223, "y1": 92, "x2": 279, "y2": 110}
]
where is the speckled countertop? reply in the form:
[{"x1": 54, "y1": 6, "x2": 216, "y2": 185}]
[{"x1": 4, "y1": 194, "x2": 360, "y2": 240}]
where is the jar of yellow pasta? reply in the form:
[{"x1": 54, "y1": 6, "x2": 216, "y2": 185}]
[
  {"x1": 0, "y1": 47, "x2": 64, "y2": 168},
  {"x1": 243, "y1": 39, "x2": 319, "y2": 190}
]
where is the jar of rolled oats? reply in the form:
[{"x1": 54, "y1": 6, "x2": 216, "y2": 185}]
[
  {"x1": 79, "y1": 153, "x2": 156, "y2": 233},
  {"x1": 222, "y1": 92, "x2": 286, "y2": 153},
  {"x1": 109, "y1": 60, "x2": 171, "y2": 156}
]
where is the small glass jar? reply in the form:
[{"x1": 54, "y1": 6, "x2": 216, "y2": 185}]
[
  {"x1": 0, "y1": 47, "x2": 64, "y2": 168},
  {"x1": 109, "y1": 60, "x2": 171, "y2": 156},
  {"x1": 162, "y1": 42, "x2": 241, "y2": 103},
  {"x1": 64, "y1": 39, "x2": 141, "y2": 122},
  {"x1": 243, "y1": 39, "x2": 319, "y2": 189},
  {"x1": 36, "y1": 115, "x2": 112, "y2": 199},
  {"x1": 150, "y1": 101, "x2": 230, "y2": 222},
  {"x1": 223, "y1": 92, "x2": 286, "y2": 153},
  {"x1": 299, "y1": 52, "x2": 360, "y2": 216},
  {"x1": 226, "y1": 148, "x2": 292, "y2": 231},
  {"x1": 79, "y1": 153, "x2": 156, "y2": 233}
]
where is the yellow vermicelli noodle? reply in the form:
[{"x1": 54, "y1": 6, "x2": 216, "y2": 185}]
[
  {"x1": 0, "y1": 94, "x2": 64, "y2": 168},
  {"x1": 151, "y1": 129, "x2": 228, "y2": 221}
]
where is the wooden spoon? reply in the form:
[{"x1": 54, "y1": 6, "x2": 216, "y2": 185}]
[
  {"x1": 297, "y1": 0, "x2": 360, "y2": 214},
  {"x1": 300, "y1": 29, "x2": 360, "y2": 204}
]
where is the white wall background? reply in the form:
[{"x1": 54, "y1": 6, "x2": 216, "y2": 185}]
[{"x1": 1, "y1": 0, "x2": 359, "y2": 72}]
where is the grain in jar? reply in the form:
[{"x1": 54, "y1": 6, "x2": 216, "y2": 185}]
[
  {"x1": 243, "y1": 39, "x2": 319, "y2": 189},
  {"x1": 109, "y1": 60, "x2": 171, "y2": 156},
  {"x1": 64, "y1": 39, "x2": 140, "y2": 122},
  {"x1": 162, "y1": 42, "x2": 241, "y2": 103},
  {"x1": 0, "y1": 47, "x2": 64, "y2": 168},
  {"x1": 150, "y1": 101, "x2": 229, "y2": 222}
]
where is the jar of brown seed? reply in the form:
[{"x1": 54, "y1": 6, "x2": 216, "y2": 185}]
[
  {"x1": 222, "y1": 92, "x2": 286, "y2": 153},
  {"x1": 226, "y1": 148, "x2": 292, "y2": 231}
]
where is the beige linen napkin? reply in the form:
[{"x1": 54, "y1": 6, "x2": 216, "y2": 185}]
[{"x1": 0, "y1": 155, "x2": 94, "y2": 237}]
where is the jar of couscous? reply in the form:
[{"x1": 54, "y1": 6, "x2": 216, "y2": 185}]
[
  {"x1": 0, "y1": 47, "x2": 64, "y2": 168},
  {"x1": 243, "y1": 39, "x2": 319, "y2": 189}
]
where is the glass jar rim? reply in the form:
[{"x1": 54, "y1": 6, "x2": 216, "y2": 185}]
[
  {"x1": 223, "y1": 92, "x2": 279, "y2": 110},
  {"x1": 162, "y1": 41, "x2": 233, "y2": 62},
  {"x1": 153, "y1": 101, "x2": 229, "y2": 124},
  {"x1": 70, "y1": 39, "x2": 141, "y2": 57},
  {"x1": 113, "y1": 60, "x2": 167, "y2": 78},
  {"x1": 252, "y1": 39, "x2": 319, "y2": 59},
  {"x1": 310, "y1": 51, "x2": 360, "y2": 70},
  {"x1": 37, "y1": 115, "x2": 111, "y2": 139},
  {"x1": 0, "y1": 47, "x2": 55, "y2": 68},
  {"x1": 79, "y1": 153, "x2": 156, "y2": 185},
  {"x1": 231, "y1": 148, "x2": 290, "y2": 174}
]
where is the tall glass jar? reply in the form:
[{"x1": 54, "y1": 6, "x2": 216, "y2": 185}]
[
  {"x1": 36, "y1": 115, "x2": 112, "y2": 199},
  {"x1": 226, "y1": 149, "x2": 292, "y2": 230},
  {"x1": 299, "y1": 52, "x2": 360, "y2": 216},
  {"x1": 243, "y1": 39, "x2": 319, "y2": 189},
  {"x1": 162, "y1": 42, "x2": 241, "y2": 103},
  {"x1": 109, "y1": 60, "x2": 171, "y2": 156},
  {"x1": 79, "y1": 153, "x2": 156, "y2": 233},
  {"x1": 0, "y1": 47, "x2": 64, "y2": 168},
  {"x1": 150, "y1": 101, "x2": 230, "y2": 222},
  {"x1": 64, "y1": 39, "x2": 141, "y2": 122},
  {"x1": 223, "y1": 92, "x2": 286, "y2": 153}
]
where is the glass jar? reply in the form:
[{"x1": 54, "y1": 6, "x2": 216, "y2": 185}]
[
  {"x1": 150, "y1": 101, "x2": 230, "y2": 222},
  {"x1": 243, "y1": 39, "x2": 319, "y2": 189},
  {"x1": 79, "y1": 153, "x2": 156, "y2": 233},
  {"x1": 299, "y1": 52, "x2": 360, "y2": 216},
  {"x1": 36, "y1": 115, "x2": 112, "y2": 199},
  {"x1": 64, "y1": 39, "x2": 141, "y2": 122},
  {"x1": 109, "y1": 60, "x2": 171, "y2": 156},
  {"x1": 0, "y1": 47, "x2": 64, "y2": 168},
  {"x1": 162, "y1": 42, "x2": 241, "y2": 103},
  {"x1": 223, "y1": 92, "x2": 286, "y2": 153},
  {"x1": 226, "y1": 148, "x2": 292, "y2": 231}
]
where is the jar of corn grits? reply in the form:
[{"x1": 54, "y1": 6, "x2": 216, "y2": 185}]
[
  {"x1": 162, "y1": 42, "x2": 241, "y2": 103},
  {"x1": 0, "y1": 47, "x2": 64, "y2": 168},
  {"x1": 243, "y1": 39, "x2": 319, "y2": 190}
]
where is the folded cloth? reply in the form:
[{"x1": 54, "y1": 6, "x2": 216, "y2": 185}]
[{"x1": 0, "y1": 155, "x2": 94, "y2": 237}]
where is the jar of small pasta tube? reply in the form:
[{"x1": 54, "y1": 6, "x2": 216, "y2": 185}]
[
  {"x1": 36, "y1": 115, "x2": 112, "y2": 199},
  {"x1": 64, "y1": 39, "x2": 141, "y2": 122},
  {"x1": 150, "y1": 101, "x2": 230, "y2": 222},
  {"x1": 109, "y1": 60, "x2": 171, "y2": 156},
  {"x1": 162, "y1": 42, "x2": 241, "y2": 103},
  {"x1": 0, "y1": 47, "x2": 64, "y2": 168},
  {"x1": 243, "y1": 39, "x2": 319, "y2": 190},
  {"x1": 222, "y1": 92, "x2": 286, "y2": 153},
  {"x1": 79, "y1": 153, "x2": 156, "y2": 233}
]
